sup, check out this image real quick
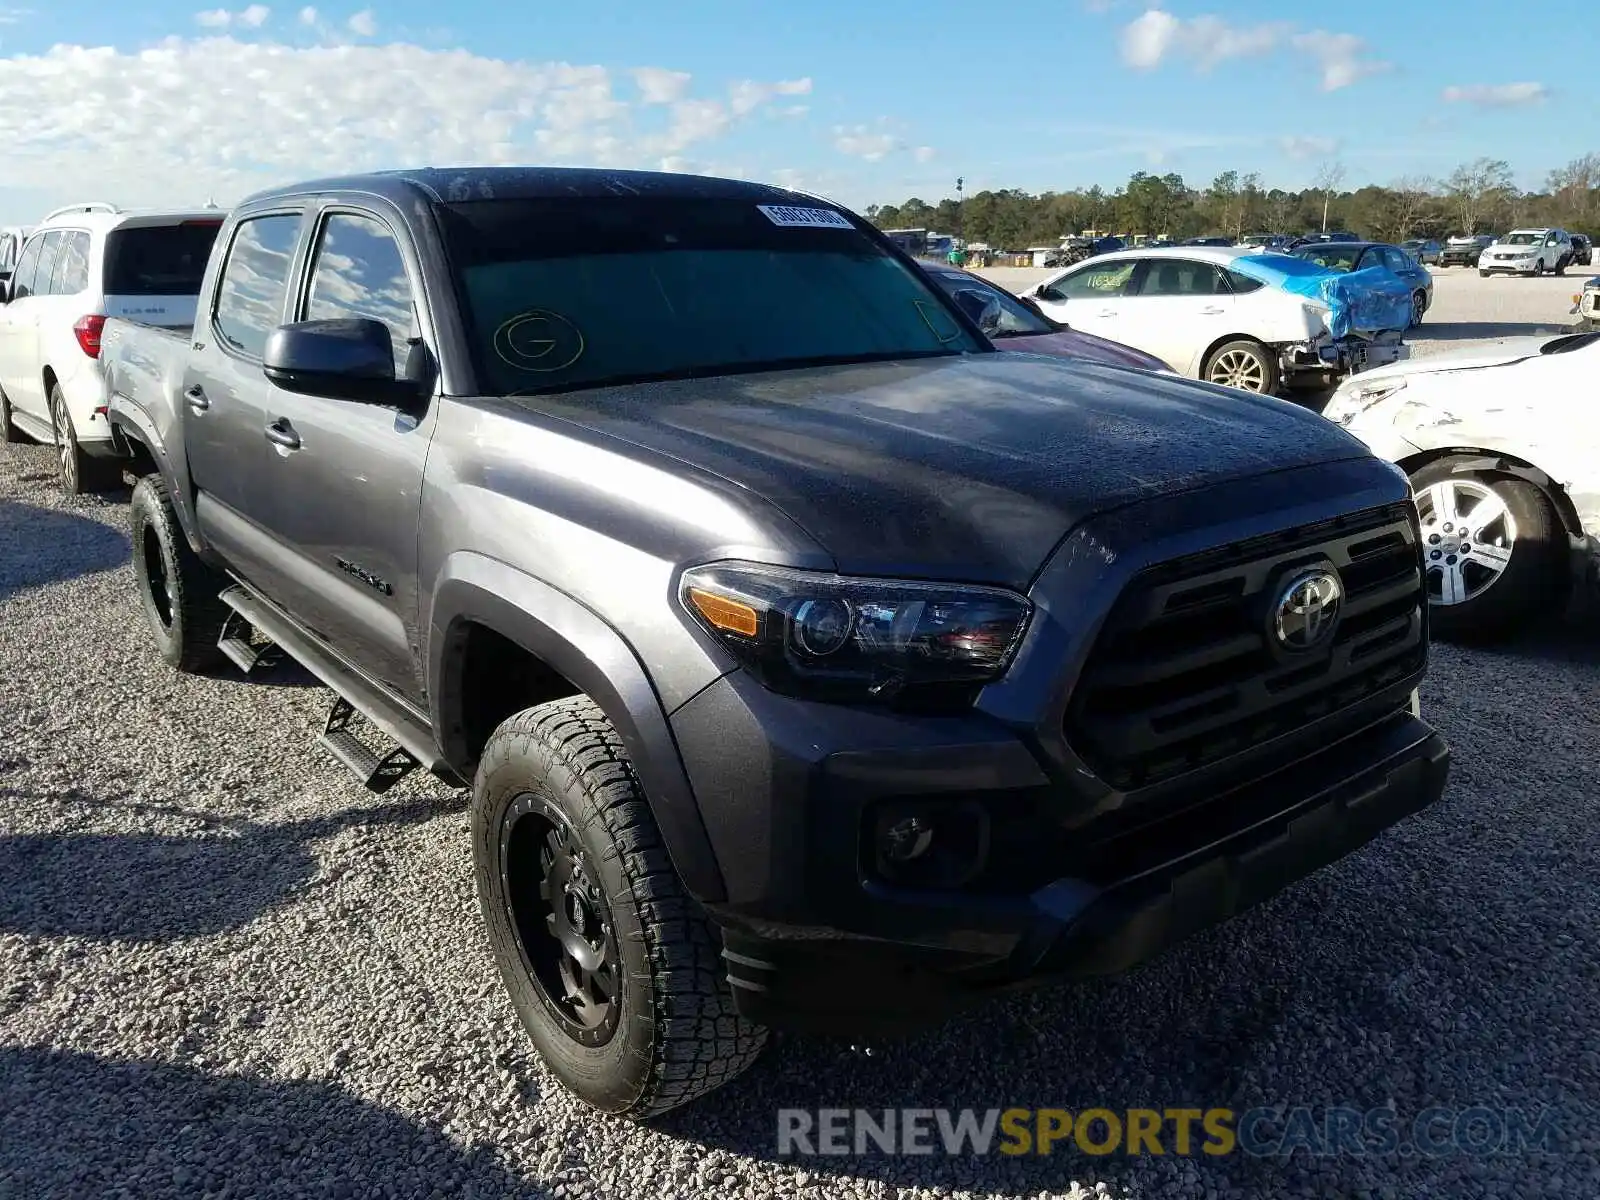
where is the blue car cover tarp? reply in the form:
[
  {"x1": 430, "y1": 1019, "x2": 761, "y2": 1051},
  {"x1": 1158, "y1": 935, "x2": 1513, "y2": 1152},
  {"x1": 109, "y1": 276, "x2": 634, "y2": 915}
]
[{"x1": 1230, "y1": 253, "x2": 1415, "y2": 338}]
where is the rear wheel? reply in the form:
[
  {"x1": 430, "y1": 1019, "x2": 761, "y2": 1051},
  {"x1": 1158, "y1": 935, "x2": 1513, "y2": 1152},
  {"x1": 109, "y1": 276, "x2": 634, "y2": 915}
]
[
  {"x1": 1410, "y1": 290, "x2": 1428, "y2": 327},
  {"x1": 1410, "y1": 460, "x2": 1567, "y2": 642},
  {"x1": 1202, "y1": 339, "x2": 1280, "y2": 395},
  {"x1": 472, "y1": 697, "x2": 767, "y2": 1118},
  {"x1": 49, "y1": 382, "x2": 120, "y2": 495},
  {"x1": 130, "y1": 475, "x2": 231, "y2": 672}
]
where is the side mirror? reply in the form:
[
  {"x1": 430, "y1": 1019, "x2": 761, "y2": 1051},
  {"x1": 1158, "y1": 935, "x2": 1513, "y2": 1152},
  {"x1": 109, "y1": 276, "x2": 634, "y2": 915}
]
[
  {"x1": 951, "y1": 289, "x2": 1003, "y2": 336},
  {"x1": 262, "y1": 318, "x2": 420, "y2": 405},
  {"x1": 1034, "y1": 286, "x2": 1064, "y2": 303}
]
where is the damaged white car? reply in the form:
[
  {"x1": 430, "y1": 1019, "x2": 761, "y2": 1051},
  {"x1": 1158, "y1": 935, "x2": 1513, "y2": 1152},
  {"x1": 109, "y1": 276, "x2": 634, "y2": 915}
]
[{"x1": 1323, "y1": 329, "x2": 1600, "y2": 640}]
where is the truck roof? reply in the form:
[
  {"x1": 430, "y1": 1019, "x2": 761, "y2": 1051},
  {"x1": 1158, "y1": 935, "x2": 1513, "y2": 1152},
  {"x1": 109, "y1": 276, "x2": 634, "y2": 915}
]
[{"x1": 239, "y1": 167, "x2": 832, "y2": 210}]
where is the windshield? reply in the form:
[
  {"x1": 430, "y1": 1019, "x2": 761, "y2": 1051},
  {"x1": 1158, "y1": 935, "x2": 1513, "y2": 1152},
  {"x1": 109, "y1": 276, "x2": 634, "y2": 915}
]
[
  {"x1": 927, "y1": 269, "x2": 1053, "y2": 336},
  {"x1": 436, "y1": 197, "x2": 981, "y2": 395},
  {"x1": 1291, "y1": 245, "x2": 1362, "y2": 271},
  {"x1": 102, "y1": 221, "x2": 223, "y2": 296},
  {"x1": 1500, "y1": 232, "x2": 1543, "y2": 245}
]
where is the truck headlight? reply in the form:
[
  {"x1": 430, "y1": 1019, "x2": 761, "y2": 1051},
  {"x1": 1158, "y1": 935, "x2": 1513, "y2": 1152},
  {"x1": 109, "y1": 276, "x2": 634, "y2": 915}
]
[{"x1": 680, "y1": 562, "x2": 1032, "y2": 707}]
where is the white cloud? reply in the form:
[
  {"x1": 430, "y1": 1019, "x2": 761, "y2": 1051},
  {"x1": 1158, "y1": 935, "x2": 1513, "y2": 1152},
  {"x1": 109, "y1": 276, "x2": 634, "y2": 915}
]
[
  {"x1": 728, "y1": 77, "x2": 810, "y2": 117},
  {"x1": 834, "y1": 125, "x2": 899, "y2": 161},
  {"x1": 347, "y1": 8, "x2": 376, "y2": 36},
  {"x1": 195, "y1": 8, "x2": 232, "y2": 26},
  {"x1": 298, "y1": 5, "x2": 316, "y2": 23},
  {"x1": 632, "y1": 66, "x2": 691, "y2": 105},
  {"x1": 195, "y1": 5, "x2": 269, "y2": 27},
  {"x1": 239, "y1": 4, "x2": 270, "y2": 26},
  {"x1": 1442, "y1": 82, "x2": 1548, "y2": 107},
  {"x1": 1120, "y1": 9, "x2": 1385, "y2": 91},
  {"x1": 1280, "y1": 135, "x2": 1339, "y2": 159},
  {"x1": 778, "y1": 104, "x2": 808, "y2": 118},
  {"x1": 0, "y1": 36, "x2": 818, "y2": 211}
]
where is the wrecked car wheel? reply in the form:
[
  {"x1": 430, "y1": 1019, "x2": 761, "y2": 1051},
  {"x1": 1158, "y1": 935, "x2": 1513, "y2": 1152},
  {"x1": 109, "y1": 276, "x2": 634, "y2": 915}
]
[
  {"x1": 1410, "y1": 461, "x2": 1566, "y2": 643},
  {"x1": 471, "y1": 695, "x2": 767, "y2": 1118},
  {"x1": 1203, "y1": 339, "x2": 1279, "y2": 395}
]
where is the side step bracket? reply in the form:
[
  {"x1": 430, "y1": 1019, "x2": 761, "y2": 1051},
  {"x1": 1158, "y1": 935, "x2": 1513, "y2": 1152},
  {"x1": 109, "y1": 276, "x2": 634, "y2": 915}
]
[
  {"x1": 216, "y1": 609, "x2": 280, "y2": 676},
  {"x1": 319, "y1": 696, "x2": 422, "y2": 794}
]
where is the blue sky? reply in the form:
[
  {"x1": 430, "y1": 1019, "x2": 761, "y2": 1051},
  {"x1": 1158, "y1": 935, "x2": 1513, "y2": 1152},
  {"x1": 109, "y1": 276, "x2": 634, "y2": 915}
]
[{"x1": 0, "y1": 0, "x2": 1594, "y2": 226}]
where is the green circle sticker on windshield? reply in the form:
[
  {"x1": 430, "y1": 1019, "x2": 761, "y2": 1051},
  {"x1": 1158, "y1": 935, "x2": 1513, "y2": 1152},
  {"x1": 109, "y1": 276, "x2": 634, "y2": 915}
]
[{"x1": 494, "y1": 310, "x2": 585, "y2": 372}]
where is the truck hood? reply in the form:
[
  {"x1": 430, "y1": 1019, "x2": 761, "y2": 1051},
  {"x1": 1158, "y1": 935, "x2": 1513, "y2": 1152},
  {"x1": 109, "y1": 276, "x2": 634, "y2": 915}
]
[{"x1": 523, "y1": 354, "x2": 1373, "y2": 587}]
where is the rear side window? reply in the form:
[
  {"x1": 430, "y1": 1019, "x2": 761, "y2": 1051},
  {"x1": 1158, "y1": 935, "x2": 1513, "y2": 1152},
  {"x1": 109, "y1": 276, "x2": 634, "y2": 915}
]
[
  {"x1": 10, "y1": 235, "x2": 44, "y2": 299},
  {"x1": 214, "y1": 214, "x2": 303, "y2": 358},
  {"x1": 51, "y1": 231, "x2": 91, "y2": 295},
  {"x1": 1224, "y1": 268, "x2": 1264, "y2": 293},
  {"x1": 30, "y1": 232, "x2": 65, "y2": 298},
  {"x1": 104, "y1": 222, "x2": 223, "y2": 297}
]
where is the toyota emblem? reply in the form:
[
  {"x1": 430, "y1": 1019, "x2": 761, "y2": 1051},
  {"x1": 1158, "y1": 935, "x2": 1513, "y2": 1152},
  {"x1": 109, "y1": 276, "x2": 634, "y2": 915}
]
[{"x1": 1273, "y1": 569, "x2": 1343, "y2": 651}]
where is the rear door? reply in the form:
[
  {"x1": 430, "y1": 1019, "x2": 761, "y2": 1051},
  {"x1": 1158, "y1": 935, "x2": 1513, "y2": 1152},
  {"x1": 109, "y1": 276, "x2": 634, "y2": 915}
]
[
  {"x1": 249, "y1": 206, "x2": 434, "y2": 701},
  {"x1": 1119, "y1": 257, "x2": 1235, "y2": 373},
  {"x1": 184, "y1": 209, "x2": 309, "y2": 576},
  {"x1": 0, "y1": 233, "x2": 46, "y2": 413}
]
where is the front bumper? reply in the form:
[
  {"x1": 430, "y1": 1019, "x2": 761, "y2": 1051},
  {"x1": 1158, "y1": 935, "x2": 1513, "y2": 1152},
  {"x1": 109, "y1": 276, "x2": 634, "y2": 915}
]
[
  {"x1": 682, "y1": 669, "x2": 1448, "y2": 1035},
  {"x1": 1480, "y1": 257, "x2": 1540, "y2": 273}
]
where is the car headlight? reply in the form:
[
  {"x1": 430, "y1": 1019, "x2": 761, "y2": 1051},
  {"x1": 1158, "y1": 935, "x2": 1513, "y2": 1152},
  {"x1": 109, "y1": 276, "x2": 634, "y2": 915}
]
[
  {"x1": 1326, "y1": 377, "x2": 1407, "y2": 425},
  {"x1": 680, "y1": 562, "x2": 1032, "y2": 707}
]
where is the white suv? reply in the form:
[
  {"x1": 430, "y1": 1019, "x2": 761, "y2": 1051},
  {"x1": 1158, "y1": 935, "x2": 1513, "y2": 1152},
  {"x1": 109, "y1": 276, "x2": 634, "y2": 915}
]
[
  {"x1": 0, "y1": 202, "x2": 223, "y2": 492},
  {"x1": 1478, "y1": 228, "x2": 1573, "y2": 277}
]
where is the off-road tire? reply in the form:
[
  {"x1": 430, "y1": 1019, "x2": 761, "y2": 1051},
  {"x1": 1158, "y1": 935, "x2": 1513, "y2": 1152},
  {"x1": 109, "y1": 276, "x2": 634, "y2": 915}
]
[
  {"x1": 0, "y1": 385, "x2": 27, "y2": 444},
  {"x1": 472, "y1": 696, "x2": 767, "y2": 1118},
  {"x1": 1202, "y1": 338, "x2": 1280, "y2": 395},
  {"x1": 1410, "y1": 460, "x2": 1568, "y2": 643},
  {"x1": 130, "y1": 475, "x2": 231, "y2": 672},
  {"x1": 49, "y1": 382, "x2": 120, "y2": 495}
]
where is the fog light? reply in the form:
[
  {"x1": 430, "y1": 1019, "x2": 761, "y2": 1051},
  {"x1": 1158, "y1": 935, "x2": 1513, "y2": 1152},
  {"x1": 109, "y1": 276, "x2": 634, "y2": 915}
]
[
  {"x1": 882, "y1": 816, "x2": 934, "y2": 862},
  {"x1": 871, "y1": 800, "x2": 990, "y2": 889}
]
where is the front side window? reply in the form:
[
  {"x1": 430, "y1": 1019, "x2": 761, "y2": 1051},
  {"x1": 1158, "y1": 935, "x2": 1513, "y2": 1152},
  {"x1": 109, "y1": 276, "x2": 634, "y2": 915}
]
[
  {"x1": 302, "y1": 213, "x2": 417, "y2": 374},
  {"x1": 436, "y1": 197, "x2": 981, "y2": 396},
  {"x1": 1051, "y1": 259, "x2": 1137, "y2": 299},
  {"x1": 51, "y1": 231, "x2": 91, "y2": 295},
  {"x1": 214, "y1": 214, "x2": 303, "y2": 358}
]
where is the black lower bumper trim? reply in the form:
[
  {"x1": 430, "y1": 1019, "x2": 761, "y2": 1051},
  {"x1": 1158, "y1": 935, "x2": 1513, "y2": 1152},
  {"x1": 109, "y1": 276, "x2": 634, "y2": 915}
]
[{"x1": 719, "y1": 717, "x2": 1450, "y2": 1036}]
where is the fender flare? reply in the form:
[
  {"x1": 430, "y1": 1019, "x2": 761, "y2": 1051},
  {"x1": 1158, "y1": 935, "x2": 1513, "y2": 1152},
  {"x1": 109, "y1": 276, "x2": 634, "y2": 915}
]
[
  {"x1": 1399, "y1": 446, "x2": 1587, "y2": 541},
  {"x1": 428, "y1": 553, "x2": 727, "y2": 903},
  {"x1": 105, "y1": 395, "x2": 207, "y2": 556}
]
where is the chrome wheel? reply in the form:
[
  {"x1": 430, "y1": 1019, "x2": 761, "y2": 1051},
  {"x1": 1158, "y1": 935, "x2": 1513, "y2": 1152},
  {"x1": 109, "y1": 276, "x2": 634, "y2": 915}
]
[
  {"x1": 1207, "y1": 348, "x2": 1268, "y2": 392},
  {"x1": 1416, "y1": 478, "x2": 1517, "y2": 606},
  {"x1": 49, "y1": 389, "x2": 78, "y2": 494}
]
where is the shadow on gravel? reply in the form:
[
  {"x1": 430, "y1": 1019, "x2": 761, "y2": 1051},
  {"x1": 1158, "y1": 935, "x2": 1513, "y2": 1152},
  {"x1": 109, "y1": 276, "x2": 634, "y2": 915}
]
[
  {"x1": 1445, "y1": 594, "x2": 1600, "y2": 666},
  {"x1": 0, "y1": 786, "x2": 466, "y2": 940},
  {"x1": 0, "y1": 500, "x2": 129, "y2": 601},
  {"x1": 0, "y1": 1045, "x2": 545, "y2": 1199}
]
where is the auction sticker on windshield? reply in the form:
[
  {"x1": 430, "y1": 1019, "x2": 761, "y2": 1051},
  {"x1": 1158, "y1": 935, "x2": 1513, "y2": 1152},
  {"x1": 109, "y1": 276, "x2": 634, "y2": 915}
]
[{"x1": 758, "y1": 205, "x2": 854, "y2": 229}]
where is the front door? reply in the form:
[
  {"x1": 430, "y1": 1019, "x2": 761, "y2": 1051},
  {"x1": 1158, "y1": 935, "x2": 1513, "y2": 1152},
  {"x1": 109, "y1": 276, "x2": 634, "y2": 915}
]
[
  {"x1": 0, "y1": 231, "x2": 65, "y2": 422},
  {"x1": 184, "y1": 209, "x2": 308, "y2": 578},
  {"x1": 251, "y1": 207, "x2": 435, "y2": 703},
  {"x1": 1033, "y1": 257, "x2": 1139, "y2": 344}
]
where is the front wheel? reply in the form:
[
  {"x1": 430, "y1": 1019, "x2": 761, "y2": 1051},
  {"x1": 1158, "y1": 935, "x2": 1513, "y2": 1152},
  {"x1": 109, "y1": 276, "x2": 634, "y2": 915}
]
[
  {"x1": 472, "y1": 696, "x2": 767, "y2": 1118},
  {"x1": 1479, "y1": 269, "x2": 1490, "y2": 277},
  {"x1": 1202, "y1": 339, "x2": 1280, "y2": 395},
  {"x1": 1410, "y1": 461, "x2": 1567, "y2": 642}
]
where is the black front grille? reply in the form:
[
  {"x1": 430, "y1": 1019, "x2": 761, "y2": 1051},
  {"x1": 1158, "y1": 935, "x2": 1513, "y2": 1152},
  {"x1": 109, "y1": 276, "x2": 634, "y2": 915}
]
[{"x1": 1066, "y1": 502, "x2": 1426, "y2": 790}]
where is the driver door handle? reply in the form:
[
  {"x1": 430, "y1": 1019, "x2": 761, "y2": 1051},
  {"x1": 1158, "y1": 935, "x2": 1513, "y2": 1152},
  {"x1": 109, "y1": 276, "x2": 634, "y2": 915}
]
[
  {"x1": 264, "y1": 419, "x2": 300, "y2": 450},
  {"x1": 1199, "y1": 305, "x2": 1225, "y2": 315},
  {"x1": 184, "y1": 385, "x2": 210, "y2": 412}
]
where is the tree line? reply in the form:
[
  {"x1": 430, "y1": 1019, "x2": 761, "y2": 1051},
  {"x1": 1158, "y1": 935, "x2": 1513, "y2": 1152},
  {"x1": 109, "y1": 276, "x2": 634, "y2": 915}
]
[{"x1": 864, "y1": 155, "x2": 1600, "y2": 247}]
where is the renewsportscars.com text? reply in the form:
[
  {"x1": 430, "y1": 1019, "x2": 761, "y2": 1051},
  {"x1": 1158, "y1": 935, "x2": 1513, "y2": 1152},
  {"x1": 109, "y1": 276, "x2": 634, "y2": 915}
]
[{"x1": 776, "y1": 1106, "x2": 1560, "y2": 1159}]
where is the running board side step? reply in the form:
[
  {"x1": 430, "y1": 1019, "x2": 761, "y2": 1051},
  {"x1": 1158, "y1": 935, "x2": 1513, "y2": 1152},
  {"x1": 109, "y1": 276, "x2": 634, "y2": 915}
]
[
  {"x1": 216, "y1": 584, "x2": 451, "y2": 791},
  {"x1": 216, "y1": 608, "x2": 280, "y2": 675}
]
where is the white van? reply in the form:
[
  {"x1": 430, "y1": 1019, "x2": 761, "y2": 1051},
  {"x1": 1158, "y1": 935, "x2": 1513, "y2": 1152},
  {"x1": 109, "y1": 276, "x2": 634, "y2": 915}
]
[{"x1": 0, "y1": 202, "x2": 224, "y2": 492}]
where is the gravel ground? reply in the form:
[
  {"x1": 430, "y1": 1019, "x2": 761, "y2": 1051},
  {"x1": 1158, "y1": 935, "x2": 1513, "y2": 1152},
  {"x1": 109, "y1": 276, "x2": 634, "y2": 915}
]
[{"x1": 2, "y1": 348, "x2": 1599, "y2": 1199}]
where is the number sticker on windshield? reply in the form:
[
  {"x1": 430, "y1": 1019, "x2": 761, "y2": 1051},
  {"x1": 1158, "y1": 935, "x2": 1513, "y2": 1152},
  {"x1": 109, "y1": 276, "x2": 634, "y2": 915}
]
[{"x1": 757, "y1": 205, "x2": 854, "y2": 230}]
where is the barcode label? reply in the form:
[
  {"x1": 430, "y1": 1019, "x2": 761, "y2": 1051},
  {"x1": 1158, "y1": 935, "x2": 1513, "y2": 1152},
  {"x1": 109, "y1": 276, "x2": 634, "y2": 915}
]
[{"x1": 757, "y1": 204, "x2": 854, "y2": 229}]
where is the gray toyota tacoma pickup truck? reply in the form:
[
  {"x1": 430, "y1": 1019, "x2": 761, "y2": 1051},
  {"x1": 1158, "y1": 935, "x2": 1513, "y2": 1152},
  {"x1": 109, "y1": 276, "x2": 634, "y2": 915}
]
[{"x1": 101, "y1": 167, "x2": 1451, "y2": 1119}]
